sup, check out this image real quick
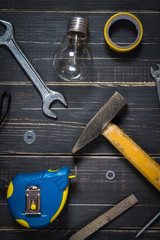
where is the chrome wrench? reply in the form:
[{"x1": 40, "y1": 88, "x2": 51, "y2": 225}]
[
  {"x1": 151, "y1": 64, "x2": 160, "y2": 105},
  {"x1": 0, "y1": 20, "x2": 67, "y2": 119}
]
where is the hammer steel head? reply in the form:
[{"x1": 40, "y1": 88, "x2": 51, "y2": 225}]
[{"x1": 72, "y1": 91, "x2": 127, "y2": 153}]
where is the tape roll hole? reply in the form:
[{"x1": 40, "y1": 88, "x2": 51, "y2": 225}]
[{"x1": 109, "y1": 19, "x2": 138, "y2": 47}]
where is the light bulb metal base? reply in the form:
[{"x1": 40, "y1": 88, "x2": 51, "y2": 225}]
[{"x1": 67, "y1": 17, "x2": 88, "y2": 35}]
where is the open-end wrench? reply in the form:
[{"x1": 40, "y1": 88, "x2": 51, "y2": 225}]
[
  {"x1": 151, "y1": 64, "x2": 160, "y2": 105},
  {"x1": 0, "y1": 20, "x2": 67, "y2": 119}
]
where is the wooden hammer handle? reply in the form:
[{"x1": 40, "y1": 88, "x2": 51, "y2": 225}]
[{"x1": 102, "y1": 122, "x2": 160, "y2": 191}]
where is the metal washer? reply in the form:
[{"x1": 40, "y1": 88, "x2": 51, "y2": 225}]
[
  {"x1": 106, "y1": 170, "x2": 115, "y2": 181},
  {"x1": 24, "y1": 131, "x2": 36, "y2": 144}
]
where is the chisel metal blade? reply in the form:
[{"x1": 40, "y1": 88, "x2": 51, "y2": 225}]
[{"x1": 72, "y1": 91, "x2": 127, "y2": 153}]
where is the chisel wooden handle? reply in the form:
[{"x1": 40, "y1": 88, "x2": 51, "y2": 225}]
[
  {"x1": 69, "y1": 194, "x2": 138, "y2": 240},
  {"x1": 102, "y1": 122, "x2": 160, "y2": 191}
]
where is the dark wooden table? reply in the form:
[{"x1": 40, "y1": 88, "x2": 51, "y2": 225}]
[{"x1": 0, "y1": 1, "x2": 160, "y2": 239}]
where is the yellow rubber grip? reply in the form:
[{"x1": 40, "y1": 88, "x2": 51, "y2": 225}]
[
  {"x1": 102, "y1": 122, "x2": 160, "y2": 191},
  {"x1": 104, "y1": 12, "x2": 143, "y2": 52}
]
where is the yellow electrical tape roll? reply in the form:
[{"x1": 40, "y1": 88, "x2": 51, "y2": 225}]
[{"x1": 104, "y1": 12, "x2": 143, "y2": 52}]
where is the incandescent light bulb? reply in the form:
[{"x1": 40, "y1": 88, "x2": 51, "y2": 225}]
[{"x1": 53, "y1": 17, "x2": 93, "y2": 81}]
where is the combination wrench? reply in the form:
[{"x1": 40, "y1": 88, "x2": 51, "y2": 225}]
[
  {"x1": 151, "y1": 64, "x2": 160, "y2": 105},
  {"x1": 0, "y1": 20, "x2": 67, "y2": 119}
]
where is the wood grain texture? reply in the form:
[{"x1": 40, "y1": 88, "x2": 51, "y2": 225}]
[
  {"x1": 0, "y1": 85, "x2": 160, "y2": 155},
  {"x1": 0, "y1": 1, "x2": 160, "y2": 240},
  {"x1": 0, "y1": 0, "x2": 160, "y2": 11},
  {"x1": 69, "y1": 194, "x2": 138, "y2": 240},
  {"x1": 0, "y1": 156, "x2": 159, "y2": 228}
]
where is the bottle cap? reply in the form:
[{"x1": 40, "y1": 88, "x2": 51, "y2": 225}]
[{"x1": 67, "y1": 17, "x2": 88, "y2": 35}]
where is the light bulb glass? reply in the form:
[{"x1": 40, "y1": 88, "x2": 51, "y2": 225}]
[{"x1": 53, "y1": 17, "x2": 92, "y2": 81}]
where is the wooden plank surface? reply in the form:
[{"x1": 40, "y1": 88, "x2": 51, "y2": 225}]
[
  {"x1": 0, "y1": 1, "x2": 160, "y2": 240},
  {"x1": 0, "y1": 0, "x2": 160, "y2": 11}
]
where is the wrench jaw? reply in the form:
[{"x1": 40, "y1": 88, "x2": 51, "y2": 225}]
[
  {"x1": 0, "y1": 20, "x2": 13, "y2": 45},
  {"x1": 42, "y1": 92, "x2": 67, "y2": 119},
  {"x1": 43, "y1": 103, "x2": 57, "y2": 119},
  {"x1": 150, "y1": 65, "x2": 160, "y2": 104},
  {"x1": 52, "y1": 91, "x2": 68, "y2": 107},
  {"x1": 151, "y1": 64, "x2": 160, "y2": 79},
  {"x1": 150, "y1": 67, "x2": 156, "y2": 79}
]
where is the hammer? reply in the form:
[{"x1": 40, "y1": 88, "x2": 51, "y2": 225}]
[{"x1": 72, "y1": 92, "x2": 160, "y2": 191}]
